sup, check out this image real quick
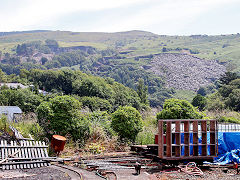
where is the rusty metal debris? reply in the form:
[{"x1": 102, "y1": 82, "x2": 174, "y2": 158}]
[
  {"x1": 178, "y1": 162, "x2": 203, "y2": 176},
  {"x1": 234, "y1": 162, "x2": 239, "y2": 174},
  {"x1": 134, "y1": 162, "x2": 141, "y2": 175},
  {"x1": 77, "y1": 155, "x2": 159, "y2": 170},
  {"x1": 96, "y1": 170, "x2": 117, "y2": 180}
]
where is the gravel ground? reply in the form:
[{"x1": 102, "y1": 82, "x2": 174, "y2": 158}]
[
  {"x1": 2, "y1": 166, "x2": 240, "y2": 180},
  {"x1": 2, "y1": 164, "x2": 240, "y2": 180},
  {"x1": 0, "y1": 167, "x2": 71, "y2": 180},
  {"x1": 150, "y1": 168, "x2": 240, "y2": 180}
]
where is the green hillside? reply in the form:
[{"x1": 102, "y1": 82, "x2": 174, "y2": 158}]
[
  {"x1": 1, "y1": 30, "x2": 239, "y2": 72},
  {"x1": 0, "y1": 30, "x2": 237, "y2": 106}
]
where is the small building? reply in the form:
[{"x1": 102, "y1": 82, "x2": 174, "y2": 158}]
[
  {"x1": 0, "y1": 83, "x2": 28, "y2": 89},
  {"x1": 0, "y1": 106, "x2": 22, "y2": 122}
]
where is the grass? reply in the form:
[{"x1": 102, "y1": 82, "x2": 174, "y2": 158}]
[
  {"x1": 135, "y1": 111, "x2": 157, "y2": 145},
  {"x1": 205, "y1": 110, "x2": 240, "y2": 124},
  {"x1": 13, "y1": 121, "x2": 44, "y2": 140},
  {"x1": 173, "y1": 90, "x2": 196, "y2": 102},
  {"x1": 58, "y1": 41, "x2": 108, "y2": 50},
  {"x1": 0, "y1": 42, "x2": 17, "y2": 54},
  {"x1": 0, "y1": 116, "x2": 11, "y2": 133}
]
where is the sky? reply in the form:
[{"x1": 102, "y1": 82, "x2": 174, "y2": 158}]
[{"x1": 0, "y1": 0, "x2": 240, "y2": 35}]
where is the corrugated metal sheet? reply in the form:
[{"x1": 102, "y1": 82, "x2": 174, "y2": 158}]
[{"x1": 0, "y1": 106, "x2": 22, "y2": 122}]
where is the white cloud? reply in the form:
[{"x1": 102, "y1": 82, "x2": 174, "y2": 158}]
[
  {"x1": 0, "y1": 0, "x2": 149, "y2": 31},
  {"x1": 0, "y1": 0, "x2": 239, "y2": 34},
  {"x1": 94, "y1": 0, "x2": 239, "y2": 34}
]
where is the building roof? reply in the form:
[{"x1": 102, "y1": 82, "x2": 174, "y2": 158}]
[
  {"x1": 0, "y1": 83, "x2": 28, "y2": 89},
  {"x1": 0, "y1": 106, "x2": 22, "y2": 114}
]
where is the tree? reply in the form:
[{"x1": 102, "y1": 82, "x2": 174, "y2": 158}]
[
  {"x1": 45, "y1": 39, "x2": 59, "y2": 51},
  {"x1": 73, "y1": 77, "x2": 113, "y2": 99},
  {"x1": 9, "y1": 57, "x2": 20, "y2": 65},
  {"x1": 16, "y1": 44, "x2": 27, "y2": 56},
  {"x1": 137, "y1": 78, "x2": 148, "y2": 105},
  {"x1": 219, "y1": 72, "x2": 239, "y2": 86},
  {"x1": 0, "y1": 89, "x2": 43, "y2": 112},
  {"x1": 0, "y1": 69, "x2": 7, "y2": 82},
  {"x1": 111, "y1": 106, "x2": 143, "y2": 142},
  {"x1": 192, "y1": 94, "x2": 207, "y2": 111},
  {"x1": 225, "y1": 89, "x2": 240, "y2": 111},
  {"x1": 157, "y1": 98, "x2": 203, "y2": 120},
  {"x1": 206, "y1": 92, "x2": 225, "y2": 111},
  {"x1": 162, "y1": 47, "x2": 167, "y2": 52},
  {"x1": 219, "y1": 79, "x2": 240, "y2": 98},
  {"x1": 79, "y1": 96, "x2": 112, "y2": 112},
  {"x1": 36, "y1": 95, "x2": 90, "y2": 141},
  {"x1": 41, "y1": 57, "x2": 48, "y2": 65},
  {"x1": 19, "y1": 69, "x2": 30, "y2": 79},
  {"x1": 4, "y1": 53, "x2": 10, "y2": 60},
  {"x1": 197, "y1": 87, "x2": 207, "y2": 96}
]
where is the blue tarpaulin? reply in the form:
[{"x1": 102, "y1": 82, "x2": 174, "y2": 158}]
[
  {"x1": 213, "y1": 132, "x2": 240, "y2": 165},
  {"x1": 178, "y1": 132, "x2": 240, "y2": 164}
]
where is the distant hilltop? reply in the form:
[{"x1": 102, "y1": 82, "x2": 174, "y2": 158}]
[{"x1": 0, "y1": 30, "x2": 51, "y2": 36}]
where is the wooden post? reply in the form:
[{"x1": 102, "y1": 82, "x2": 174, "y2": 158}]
[
  {"x1": 158, "y1": 120, "x2": 164, "y2": 159},
  {"x1": 201, "y1": 121, "x2": 207, "y2": 156},
  {"x1": 193, "y1": 120, "x2": 199, "y2": 156},
  {"x1": 175, "y1": 121, "x2": 181, "y2": 157},
  {"x1": 184, "y1": 121, "x2": 190, "y2": 156},
  {"x1": 210, "y1": 120, "x2": 216, "y2": 156},
  {"x1": 166, "y1": 121, "x2": 172, "y2": 157}
]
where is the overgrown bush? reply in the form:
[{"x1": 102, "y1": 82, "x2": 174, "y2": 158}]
[
  {"x1": 0, "y1": 88, "x2": 43, "y2": 112},
  {"x1": 219, "y1": 116, "x2": 240, "y2": 124},
  {"x1": 136, "y1": 113, "x2": 157, "y2": 145},
  {"x1": 0, "y1": 116, "x2": 10, "y2": 132},
  {"x1": 111, "y1": 106, "x2": 143, "y2": 142},
  {"x1": 206, "y1": 92, "x2": 225, "y2": 111},
  {"x1": 88, "y1": 111, "x2": 116, "y2": 137},
  {"x1": 157, "y1": 98, "x2": 204, "y2": 119},
  {"x1": 14, "y1": 122, "x2": 45, "y2": 140},
  {"x1": 192, "y1": 94, "x2": 207, "y2": 111},
  {"x1": 36, "y1": 95, "x2": 90, "y2": 141},
  {"x1": 79, "y1": 96, "x2": 112, "y2": 112}
]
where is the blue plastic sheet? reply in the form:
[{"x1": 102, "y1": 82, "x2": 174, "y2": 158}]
[
  {"x1": 213, "y1": 132, "x2": 240, "y2": 165},
  {"x1": 214, "y1": 149, "x2": 240, "y2": 165},
  {"x1": 178, "y1": 132, "x2": 240, "y2": 164}
]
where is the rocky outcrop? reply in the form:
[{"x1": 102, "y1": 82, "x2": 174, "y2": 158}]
[{"x1": 148, "y1": 53, "x2": 226, "y2": 91}]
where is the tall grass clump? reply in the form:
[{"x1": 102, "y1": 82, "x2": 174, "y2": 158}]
[
  {"x1": 0, "y1": 116, "x2": 11, "y2": 133},
  {"x1": 205, "y1": 110, "x2": 240, "y2": 124},
  {"x1": 135, "y1": 112, "x2": 157, "y2": 145}
]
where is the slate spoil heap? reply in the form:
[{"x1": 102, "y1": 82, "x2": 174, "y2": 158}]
[{"x1": 149, "y1": 53, "x2": 226, "y2": 90}]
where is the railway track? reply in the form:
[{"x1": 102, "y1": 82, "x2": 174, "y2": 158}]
[{"x1": 52, "y1": 164, "x2": 84, "y2": 180}]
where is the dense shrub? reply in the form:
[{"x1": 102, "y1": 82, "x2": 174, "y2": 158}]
[
  {"x1": 79, "y1": 96, "x2": 112, "y2": 112},
  {"x1": 219, "y1": 116, "x2": 240, "y2": 124},
  {"x1": 28, "y1": 69, "x2": 144, "y2": 110},
  {"x1": 206, "y1": 92, "x2": 225, "y2": 111},
  {"x1": 157, "y1": 98, "x2": 203, "y2": 119},
  {"x1": 36, "y1": 95, "x2": 90, "y2": 141},
  {"x1": 88, "y1": 111, "x2": 116, "y2": 137},
  {"x1": 111, "y1": 106, "x2": 143, "y2": 142},
  {"x1": 15, "y1": 122, "x2": 44, "y2": 141},
  {"x1": 0, "y1": 88, "x2": 43, "y2": 112},
  {"x1": 192, "y1": 94, "x2": 207, "y2": 111},
  {"x1": 219, "y1": 72, "x2": 238, "y2": 86}
]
